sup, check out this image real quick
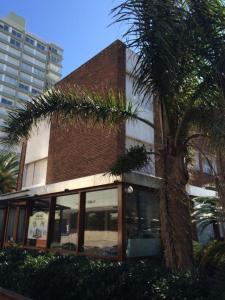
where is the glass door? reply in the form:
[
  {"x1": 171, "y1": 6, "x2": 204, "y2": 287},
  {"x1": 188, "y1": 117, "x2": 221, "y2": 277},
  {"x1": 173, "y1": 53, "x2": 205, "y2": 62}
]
[
  {"x1": 0, "y1": 208, "x2": 6, "y2": 247},
  {"x1": 4, "y1": 201, "x2": 27, "y2": 246}
]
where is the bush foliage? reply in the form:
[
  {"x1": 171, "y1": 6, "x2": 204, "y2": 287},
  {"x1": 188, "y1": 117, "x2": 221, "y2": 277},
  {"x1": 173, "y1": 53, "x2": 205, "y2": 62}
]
[{"x1": 0, "y1": 247, "x2": 224, "y2": 299}]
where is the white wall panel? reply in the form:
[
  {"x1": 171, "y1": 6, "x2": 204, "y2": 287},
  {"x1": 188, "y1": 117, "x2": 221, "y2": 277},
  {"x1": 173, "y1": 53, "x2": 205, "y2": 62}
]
[{"x1": 25, "y1": 120, "x2": 50, "y2": 164}]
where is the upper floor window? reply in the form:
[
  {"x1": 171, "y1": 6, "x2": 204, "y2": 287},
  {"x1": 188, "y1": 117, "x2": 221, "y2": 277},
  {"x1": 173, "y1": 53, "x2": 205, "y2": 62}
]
[
  {"x1": 37, "y1": 42, "x2": 45, "y2": 51},
  {"x1": 8, "y1": 46, "x2": 20, "y2": 57},
  {"x1": 31, "y1": 88, "x2": 41, "y2": 95},
  {"x1": 25, "y1": 36, "x2": 34, "y2": 46},
  {"x1": 33, "y1": 67, "x2": 45, "y2": 78},
  {"x1": 192, "y1": 151, "x2": 200, "y2": 171},
  {"x1": 5, "y1": 65, "x2": 19, "y2": 76},
  {"x1": 5, "y1": 75, "x2": 17, "y2": 86},
  {"x1": 0, "y1": 23, "x2": 9, "y2": 32},
  {"x1": 49, "y1": 55, "x2": 61, "y2": 64},
  {"x1": 49, "y1": 46, "x2": 58, "y2": 54},
  {"x1": 7, "y1": 55, "x2": 20, "y2": 66},
  {"x1": 19, "y1": 82, "x2": 29, "y2": 92},
  {"x1": 10, "y1": 38, "x2": 21, "y2": 48},
  {"x1": 2, "y1": 85, "x2": 16, "y2": 96},
  {"x1": 0, "y1": 32, "x2": 9, "y2": 42},
  {"x1": 1, "y1": 97, "x2": 13, "y2": 106},
  {"x1": 21, "y1": 62, "x2": 32, "y2": 73},
  {"x1": 126, "y1": 137, "x2": 155, "y2": 175},
  {"x1": 201, "y1": 156, "x2": 216, "y2": 175},
  {"x1": 12, "y1": 30, "x2": 22, "y2": 39}
]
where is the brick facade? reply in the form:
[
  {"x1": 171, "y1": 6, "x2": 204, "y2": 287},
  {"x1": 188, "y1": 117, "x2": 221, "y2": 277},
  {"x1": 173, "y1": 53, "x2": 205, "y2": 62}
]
[
  {"x1": 46, "y1": 40, "x2": 126, "y2": 184},
  {"x1": 16, "y1": 142, "x2": 27, "y2": 191},
  {"x1": 17, "y1": 40, "x2": 216, "y2": 189}
]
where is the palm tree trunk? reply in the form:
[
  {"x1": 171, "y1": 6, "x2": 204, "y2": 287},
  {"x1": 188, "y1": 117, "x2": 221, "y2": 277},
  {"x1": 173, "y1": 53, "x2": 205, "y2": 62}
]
[{"x1": 159, "y1": 146, "x2": 194, "y2": 271}]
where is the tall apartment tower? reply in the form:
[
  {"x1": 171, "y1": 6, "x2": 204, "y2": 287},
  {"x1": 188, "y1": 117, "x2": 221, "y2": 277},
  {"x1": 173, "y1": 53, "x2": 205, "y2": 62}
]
[{"x1": 0, "y1": 12, "x2": 63, "y2": 145}]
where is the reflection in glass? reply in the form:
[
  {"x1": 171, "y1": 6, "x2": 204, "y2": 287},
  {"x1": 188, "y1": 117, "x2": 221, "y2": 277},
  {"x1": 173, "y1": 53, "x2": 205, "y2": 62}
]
[
  {"x1": 27, "y1": 199, "x2": 50, "y2": 248},
  {"x1": 125, "y1": 189, "x2": 160, "y2": 257},
  {"x1": 51, "y1": 194, "x2": 79, "y2": 251},
  {"x1": 6, "y1": 208, "x2": 16, "y2": 242},
  {"x1": 0, "y1": 209, "x2": 5, "y2": 242},
  {"x1": 16, "y1": 207, "x2": 26, "y2": 243},
  {"x1": 83, "y1": 189, "x2": 118, "y2": 256}
]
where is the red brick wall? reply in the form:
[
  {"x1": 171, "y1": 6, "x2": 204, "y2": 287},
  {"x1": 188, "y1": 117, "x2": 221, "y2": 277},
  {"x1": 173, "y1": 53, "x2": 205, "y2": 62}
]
[
  {"x1": 46, "y1": 40, "x2": 126, "y2": 184},
  {"x1": 16, "y1": 142, "x2": 26, "y2": 191}
]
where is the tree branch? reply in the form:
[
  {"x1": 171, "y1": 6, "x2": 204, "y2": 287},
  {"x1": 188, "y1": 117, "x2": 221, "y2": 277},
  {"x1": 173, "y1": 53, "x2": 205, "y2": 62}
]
[{"x1": 184, "y1": 133, "x2": 209, "y2": 145}]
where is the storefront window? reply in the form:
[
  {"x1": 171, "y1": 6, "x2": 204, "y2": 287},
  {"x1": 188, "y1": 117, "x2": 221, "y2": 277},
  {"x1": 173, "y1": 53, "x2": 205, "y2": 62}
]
[
  {"x1": 125, "y1": 189, "x2": 160, "y2": 257},
  {"x1": 51, "y1": 194, "x2": 79, "y2": 251},
  {"x1": 6, "y1": 208, "x2": 16, "y2": 243},
  {"x1": 83, "y1": 188, "x2": 118, "y2": 256},
  {"x1": 4, "y1": 202, "x2": 27, "y2": 245},
  {"x1": 27, "y1": 199, "x2": 50, "y2": 248},
  {"x1": 16, "y1": 207, "x2": 26, "y2": 243},
  {"x1": 0, "y1": 208, "x2": 5, "y2": 243}
]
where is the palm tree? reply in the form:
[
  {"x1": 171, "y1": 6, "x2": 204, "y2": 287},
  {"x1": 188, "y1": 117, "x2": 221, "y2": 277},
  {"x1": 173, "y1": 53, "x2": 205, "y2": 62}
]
[
  {"x1": 192, "y1": 196, "x2": 225, "y2": 240},
  {"x1": 2, "y1": 1, "x2": 225, "y2": 271},
  {"x1": 0, "y1": 152, "x2": 18, "y2": 194}
]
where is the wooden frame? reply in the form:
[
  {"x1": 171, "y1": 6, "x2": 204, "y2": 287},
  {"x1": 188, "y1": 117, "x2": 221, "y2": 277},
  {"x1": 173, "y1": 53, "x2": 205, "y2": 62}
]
[
  {"x1": 3, "y1": 200, "x2": 27, "y2": 247},
  {"x1": 0, "y1": 207, "x2": 7, "y2": 248},
  {"x1": 0, "y1": 182, "x2": 158, "y2": 261}
]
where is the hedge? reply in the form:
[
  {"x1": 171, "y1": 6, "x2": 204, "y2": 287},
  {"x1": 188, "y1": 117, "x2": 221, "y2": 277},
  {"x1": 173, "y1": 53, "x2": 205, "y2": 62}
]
[{"x1": 0, "y1": 246, "x2": 223, "y2": 300}]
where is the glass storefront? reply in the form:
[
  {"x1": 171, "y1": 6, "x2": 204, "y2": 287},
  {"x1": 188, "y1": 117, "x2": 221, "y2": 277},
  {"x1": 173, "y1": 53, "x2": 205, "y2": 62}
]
[
  {"x1": 0, "y1": 185, "x2": 161, "y2": 259},
  {"x1": 4, "y1": 202, "x2": 27, "y2": 245},
  {"x1": 125, "y1": 189, "x2": 160, "y2": 257},
  {"x1": 6, "y1": 207, "x2": 17, "y2": 243},
  {"x1": 51, "y1": 194, "x2": 79, "y2": 251},
  {"x1": 0, "y1": 208, "x2": 5, "y2": 244},
  {"x1": 16, "y1": 206, "x2": 26, "y2": 243},
  {"x1": 83, "y1": 189, "x2": 118, "y2": 256},
  {"x1": 27, "y1": 199, "x2": 50, "y2": 248}
]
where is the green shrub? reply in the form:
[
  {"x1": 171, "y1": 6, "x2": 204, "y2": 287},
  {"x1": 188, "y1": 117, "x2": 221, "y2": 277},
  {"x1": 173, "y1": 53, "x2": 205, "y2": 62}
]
[
  {"x1": 193, "y1": 240, "x2": 204, "y2": 263},
  {"x1": 199, "y1": 240, "x2": 225, "y2": 272},
  {"x1": 198, "y1": 241, "x2": 225, "y2": 300},
  {"x1": 0, "y1": 248, "x2": 214, "y2": 300}
]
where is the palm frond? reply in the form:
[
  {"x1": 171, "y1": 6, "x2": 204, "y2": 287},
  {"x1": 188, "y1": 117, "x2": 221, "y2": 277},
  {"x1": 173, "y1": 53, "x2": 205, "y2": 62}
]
[
  {"x1": 192, "y1": 196, "x2": 225, "y2": 234},
  {"x1": 0, "y1": 151, "x2": 19, "y2": 194},
  {"x1": 109, "y1": 144, "x2": 151, "y2": 175},
  {"x1": 0, "y1": 87, "x2": 140, "y2": 146},
  {"x1": 112, "y1": 0, "x2": 197, "y2": 100}
]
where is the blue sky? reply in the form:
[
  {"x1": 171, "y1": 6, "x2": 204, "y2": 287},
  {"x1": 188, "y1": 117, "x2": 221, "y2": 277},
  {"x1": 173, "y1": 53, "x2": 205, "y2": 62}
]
[{"x1": 1, "y1": 0, "x2": 124, "y2": 77}]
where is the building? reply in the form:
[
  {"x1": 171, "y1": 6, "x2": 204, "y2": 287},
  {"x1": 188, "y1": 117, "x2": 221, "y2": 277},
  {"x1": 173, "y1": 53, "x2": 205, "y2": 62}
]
[
  {"x1": 0, "y1": 40, "x2": 219, "y2": 260},
  {"x1": 0, "y1": 12, "x2": 63, "y2": 149}
]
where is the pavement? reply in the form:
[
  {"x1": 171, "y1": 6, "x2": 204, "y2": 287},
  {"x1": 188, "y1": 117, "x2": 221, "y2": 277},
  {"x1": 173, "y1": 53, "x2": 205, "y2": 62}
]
[{"x1": 0, "y1": 289, "x2": 31, "y2": 300}]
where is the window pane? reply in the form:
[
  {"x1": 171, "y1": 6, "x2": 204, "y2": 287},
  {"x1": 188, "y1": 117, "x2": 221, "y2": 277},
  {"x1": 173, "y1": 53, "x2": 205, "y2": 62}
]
[
  {"x1": 8, "y1": 46, "x2": 20, "y2": 56},
  {"x1": 6, "y1": 208, "x2": 17, "y2": 242},
  {"x1": 83, "y1": 189, "x2": 118, "y2": 256},
  {"x1": 0, "y1": 32, "x2": 9, "y2": 42},
  {"x1": 4, "y1": 75, "x2": 17, "y2": 85},
  {"x1": 5, "y1": 65, "x2": 18, "y2": 76},
  {"x1": 2, "y1": 85, "x2": 16, "y2": 96},
  {"x1": 51, "y1": 194, "x2": 79, "y2": 251},
  {"x1": 21, "y1": 62, "x2": 32, "y2": 73},
  {"x1": 25, "y1": 36, "x2": 34, "y2": 46},
  {"x1": 33, "y1": 159, "x2": 47, "y2": 186},
  {"x1": 16, "y1": 207, "x2": 26, "y2": 243},
  {"x1": 0, "y1": 209, "x2": 5, "y2": 242},
  {"x1": 125, "y1": 189, "x2": 160, "y2": 257},
  {"x1": 7, "y1": 55, "x2": 20, "y2": 66},
  {"x1": 27, "y1": 199, "x2": 50, "y2": 248},
  {"x1": 1, "y1": 97, "x2": 13, "y2": 106}
]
